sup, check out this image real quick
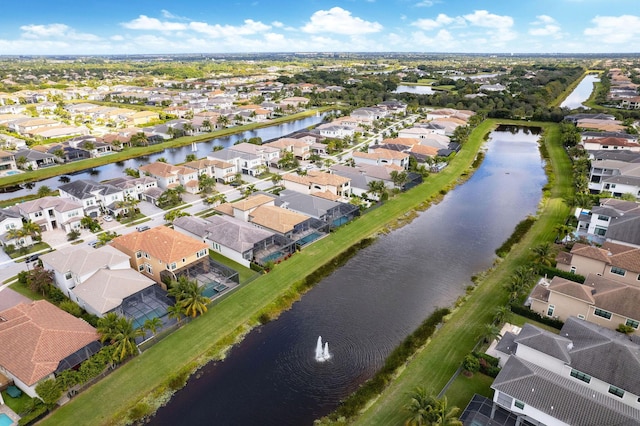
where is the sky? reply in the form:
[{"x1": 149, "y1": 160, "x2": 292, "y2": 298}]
[{"x1": 0, "y1": 0, "x2": 638, "y2": 55}]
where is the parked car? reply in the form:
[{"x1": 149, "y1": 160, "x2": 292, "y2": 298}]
[
  {"x1": 26, "y1": 253, "x2": 40, "y2": 263},
  {"x1": 136, "y1": 225, "x2": 150, "y2": 232},
  {"x1": 103, "y1": 215, "x2": 113, "y2": 222},
  {"x1": 87, "y1": 240, "x2": 98, "y2": 248}
]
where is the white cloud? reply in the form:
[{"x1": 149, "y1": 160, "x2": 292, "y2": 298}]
[
  {"x1": 20, "y1": 24, "x2": 100, "y2": 41},
  {"x1": 584, "y1": 15, "x2": 640, "y2": 44},
  {"x1": 301, "y1": 7, "x2": 383, "y2": 35},
  {"x1": 272, "y1": 21, "x2": 284, "y2": 28},
  {"x1": 122, "y1": 15, "x2": 187, "y2": 31},
  {"x1": 411, "y1": 14, "x2": 463, "y2": 31},
  {"x1": 529, "y1": 15, "x2": 562, "y2": 37},
  {"x1": 463, "y1": 10, "x2": 513, "y2": 29},
  {"x1": 415, "y1": 1, "x2": 434, "y2": 7},
  {"x1": 110, "y1": 35, "x2": 124, "y2": 41},
  {"x1": 189, "y1": 19, "x2": 271, "y2": 38}
]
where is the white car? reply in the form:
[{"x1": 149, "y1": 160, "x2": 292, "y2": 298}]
[{"x1": 103, "y1": 215, "x2": 113, "y2": 222}]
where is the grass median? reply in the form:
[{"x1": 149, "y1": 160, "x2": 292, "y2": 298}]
[
  {"x1": 40, "y1": 118, "x2": 519, "y2": 426},
  {"x1": 350, "y1": 122, "x2": 571, "y2": 425}
]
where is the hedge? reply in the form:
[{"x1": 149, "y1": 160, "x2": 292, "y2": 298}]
[
  {"x1": 536, "y1": 265, "x2": 585, "y2": 283},
  {"x1": 510, "y1": 304, "x2": 564, "y2": 330}
]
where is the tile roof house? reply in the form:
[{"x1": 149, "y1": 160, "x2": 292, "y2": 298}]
[
  {"x1": 352, "y1": 148, "x2": 409, "y2": 169},
  {"x1": 529, "y1": 273, "x2": 640, "y2": 334},
  {"x1": 40, "y1": 245, "x2": 157, "y2": 317},
  {"x1": 574, "y1": 198, "x2": 640, "y2": 244},
  {"x1": 0, "y1": 300, "x2": 99, "y2": 398},
  {"x1": 555, "y1": 242, "x2": 640, "y2": 286},
  {"x1": 138, "y1": 162, "x2": 199, "y2": 194},
  {"x1": 110, "y1": 226, "x2": 209, "y2": 286},
  {"x1": 581, "y1": 136, "x2": 640, "y2": 152},
  {"x1": 487, "y1": 318, "x2": 640, "y2": 426},
  {"x1": 58, "y1": 179, "x2": 125, "y2": 218},
  {"x1": 274, "y1": 189, "x2": 360, "y2": 229},
  {"x1": 282, "y1": 170, "x2": 351, "y2": 200},
  {"x1": 173, "y1": 214, "x2": 295, "y2": 267},
  {"x1": 0, "y1": 208, "x2": 32, "y2": 248},
  {"x1": 264, "y1": 137, "x2": 311, "y2": 160},
  {"x1": 7, "y1": 195, "x2": 83, "y2": 233}
]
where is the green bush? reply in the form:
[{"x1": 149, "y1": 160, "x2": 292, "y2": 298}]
[
  {"x1": 463, "y1": 354, "x2": 480, "y2": 373},
  {"x1": 535, "y1": 266, "x2": 585, "y2": 283},
  {"x1": 17, "y1": 405, "x2": 48, "y2": 426},
  {"x1": 495, "y1": 216, "x2": 536, "y2": 257},
  {"x1": 129, "y1": 402, "x2": 152, "y2": 421},
  {"x1": 510, "y1": 304, "x2": 564, "y2": 329}
]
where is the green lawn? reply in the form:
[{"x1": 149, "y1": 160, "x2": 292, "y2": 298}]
[
  {"x1": 209, "y1": 251, "x2": 259, "y2": 284},
  {"x1": 444, "y1": 373, "x2": 495, "y2": 413},
  {"x1": 1, "y1": 390, "x2": 34, "y2": 415},
  {"x1": 351, "y1": 122, "x2": 572, "y2": 425},
  {"x1": 38, "y1": 119, "x2": 562, "y2": 426}
]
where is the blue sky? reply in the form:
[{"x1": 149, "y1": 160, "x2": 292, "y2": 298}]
[{"x1": 0, "y1": 0, "x2": 637, "y2": 55}]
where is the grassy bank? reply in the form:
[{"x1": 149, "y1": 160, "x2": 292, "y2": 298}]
[
  {"x1": 349, "y1": 122, "x2": 571, "y2": 425},
  {"x1": 0, "y1": 107, "x2": 332, "y2": 188}
]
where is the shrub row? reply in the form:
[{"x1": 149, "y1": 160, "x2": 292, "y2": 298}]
[
  {"x1": 510, "y1": 304, "x2": 564, "y2": 330},
  {"x1": 328, "y1": 307, "x2": 451, "y2": 421},
  {"x1": 535, "y1": 265, "x2": 585, "y2": 283},
  {"x1": 495, "y1": 216, "x2": 536, "y2": 258},
  {"x1": 471, "y1": 352, "x2": 501, "y2": 378}
]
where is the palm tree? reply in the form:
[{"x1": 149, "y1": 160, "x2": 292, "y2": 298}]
[
  {"x1": 216, "y1": 115, "x2": 230, "y2": 128},
  {"x1": 404, "y1": 386, "x2": 438, "y2": 426},
  {"x1": 110, "y1": 317, "x2": 144, "y2": 362},
  {"x1": 143, "y1": 317, "x2": 163, "y2": 336},
  {"x1": 434, "y1": 396, "x2": 462, "y2": 426},
  {"x1": 97, "y1": 312, "x2": 121, "y2": 343},
  {"x1": 480, "y1": 324, "x2": 502, "y2": 344},
  {"x1": 531, "y1": 242, "x2": 556, "y2": 267},
  {"x1": 202, "y1": 119, "x2": 211, "y2": 131},
  {"x1": 241, "y1": 184, "x2": 257, "y2": 197},
  {"x1": 22, "y1": 220, "x2": 42, "y2": 242},
  {"x1": 493, "y1": 305, "x2": 512, "y2": 325},
  {"x1": 167, "y1": 304, "x2": 185, "y2": 325},
  {"x1": 179, "y1": 281, "x2": 209, "y2": 318},
  {"x1": 36, "y1": 185, "x2": 53, "y2": 198}
]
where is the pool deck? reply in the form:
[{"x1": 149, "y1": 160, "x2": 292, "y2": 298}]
[{"x1": 0, "y1": 404, "x2": 20, "y2": 426}]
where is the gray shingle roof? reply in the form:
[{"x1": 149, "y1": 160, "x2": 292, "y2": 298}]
[
  {"x1": 493, "y1": 356, "x2": 640, "y2": 426},
  {"x1": 514, "y1": 323, "x2": 572, "y2": 363}
]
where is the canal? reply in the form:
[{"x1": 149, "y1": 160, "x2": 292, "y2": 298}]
[
  {"x1": 150, "y1": 126, "x2": 547, "y2": 426},
  {"x1": 0, "y1": 115, "x2": 325, "y2": 200},
  {"x1": 560, "y1": 74, "x2": 600, "y2": 110}
]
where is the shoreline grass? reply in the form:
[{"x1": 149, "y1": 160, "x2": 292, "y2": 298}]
[{"x1": 38, "y1": 118, "x2": 544, "y2": 426}]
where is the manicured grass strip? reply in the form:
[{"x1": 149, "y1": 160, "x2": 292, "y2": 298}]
[
  {"x1": 38, "y1": 118, "x2": 508, "y2": 426},
  {"x1": 444, "y1": 373, "x2": 495, "y2": 412},
  {"x1": 350, "y1": 122, "x2": 571, "y2": 425}
]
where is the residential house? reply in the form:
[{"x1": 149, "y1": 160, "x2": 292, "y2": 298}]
[
  {"x1": 264, "y1": 137, "x2": 311, "y2": 160},
  {"x1": 317, "y1": 124, "x2": 356, "y2": 139},
  {"x1": 128, "y1": 111, "x2": 159, "y2": 126},
  {"x1": 350, "y1": 106, "x2": 387, "y2": 123},
  {"x1": 581, "y1": 136, "x2": 640, "y2": 152},
  {"x1": 109, "y1": 226, "x2": 209, "y2": 286},
  {"x1": 58, "y1": 179, "x2": 125, "y2": 218},
  {"x1": 40, "y1": 245, "x2": 158, "y2": 318},
  {"x1": 279, "y1": 97, "x2": 309, "y2": 109},
  {"x1": 574, "y1": 198, "x2": 640, "y2": 244},
  {"x1": 529, "y1": 274, "x2": 640, "y2": 334},
  {"x1": 0, "y1": 150, "x2": 17, "y2": 175},
  {"x1": 577, "y1": 118, "x2": 626, "y2": 133},
  {"x1": 0, "y1": 208, "x2": 32, "y2": 248},
  {"x1": 8, "y1": 117, "x2": 58, "y2": 135},
  {"x1": 0, "y1": 300, "x2": 100, "y2": 398},
  {"x1": 282, "y1": 170, "x2": 351, "y2": 200},
  {"x1": 105, "y1": 176, "x2": 159, "y2": 201},
  {"x1": 581, "y1": 131, "x2": 637, "y2": 144},
  {"x1": 208, "y1": 143, "x2": 278, "y2": 176},
  {"x1": 555, "y1": 242, "x2": 640, "y2": 286},
  {"x1": 173, "y1": 215, "x2": 295, "y2": 267},
  {"x1": 588, "y1": 158, "x2": 640, "y2": 196},
  {"x1": 13, "y1": 148, "x2": 57, "y2": 170},
  {"x1": 139, "y1": 161, "x2": 199, "y2": 194},
  {"x1": 479, "y1": 318, "x2": 640, "y2": 426},
  {"x1": 274, "y1": 189, "x2": 360, "y2": 228},
  {"x1": 352, "y1": 148, "x2": 409, "y2": 169},
  {"x1": 8, "y1": 196, "x2": 83, "y2": 232}
]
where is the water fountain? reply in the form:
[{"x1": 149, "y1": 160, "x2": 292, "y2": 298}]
[{"x1": 315, "y1": 336, "x2": 330, "y2": 362}]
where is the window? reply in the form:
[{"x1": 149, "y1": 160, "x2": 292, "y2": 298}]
[
  {"x1": 34, "y1": 211, "x2": 43, "y2": 218},
  {"x1": 570, "y1": 369, "x2": 591, "y2": 384},
  {"x1": 197, "y1": 248, "x2": 209, "y2": 257},
  {"x1": 65, "y1": 272, "x2": 72, "y2": 280},
  {"x1": 496, "y1": 392, "x2": 513, "y2": 408},
  {"x1": 144, "y1": 252, "x2": 150, "y2": 259},
  {"x1": 182, "y1": 258, "x2": 186, "y2": 263},
  {"x1": 578, "y1": 314, "x2": 586, "y2": 320},
  {"x1": 610, "y1": 266, "x2": 626, "y2": 276},
  {"x1": 595, "y1": 227, "x2": 607, "y2": 236},
  {"x1": 597, "y1": 215, "x2": 610, "y2": 222},
  {"x1": 609, "y1": 385, "x2": 625, "y2": 398},
  {"x1": 138, "y1": 264, "x2": 144, "y2": 272},
  {"x1": 547, "y1": 305, "x2": 555, "y2": 317},
  {"x1": 594, "y1": 308, "x2": 612, "y2": 320},
  {"x1": 514, "y1": 400, "x2": 525, "y2": 410},
  {"x1": 146, "y1": 264, "x2": 153, "y2": 274},
  {"x1": 626, "y1": 319, "x2": 639, "y2": 329},
  {"x1": 136, "y1": 251, "x2": 142, "y2": 259},
  {"x1": 570, "y1": 266, "x2": 577, "y2": 274}
]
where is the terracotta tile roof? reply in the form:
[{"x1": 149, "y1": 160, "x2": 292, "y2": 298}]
[
  {"x1": 0, "y1": 300, "x2": 98, "y2": 386},
  {"x1": 571, "y1": 242, "x2": 640, "y2": 273},
  {"x1": 229, "y1": 194, "x2": 274, "y2": 211},
  {"x1": 570, "y1": 243, "x2": 610, "y2": 264},
  {"x1": 139, "y1": 162, "x2": 181, "y2": 178},
  {"x1": 555, "y1": 251, "x2": 573, "y2": 265},
  {"x1": 110, "y1": 226, "x2": 208, "y2": 263},
  {"x1": 214, "y1": 203, "x2": 234, "y2": 216},
  {"x1": 382, "y1": 137, "x2": 420, "y2": 146},
  {"x1": 409, "y1": 144, "x2": 439, "y2": 156},
  {"x1": 249, "y1": 205, "x2": 308, "y2": 234},
  {"x1": 311, "y1": 190, "x2": 341, "y2": 201}
]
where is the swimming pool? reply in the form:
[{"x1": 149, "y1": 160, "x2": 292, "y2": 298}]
[
  {"x1": 0, "y1": 413, "x2": 14, "y2": 426},
  {"x1": 3, "y1": 170, "x2": 20, "y2": 176},
  {"x1": 296, "y1": 232, "x2": 323, "y2": 246},
  {"x1": 260, "y1": 250, "x2": 284, "y2": 264}
]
